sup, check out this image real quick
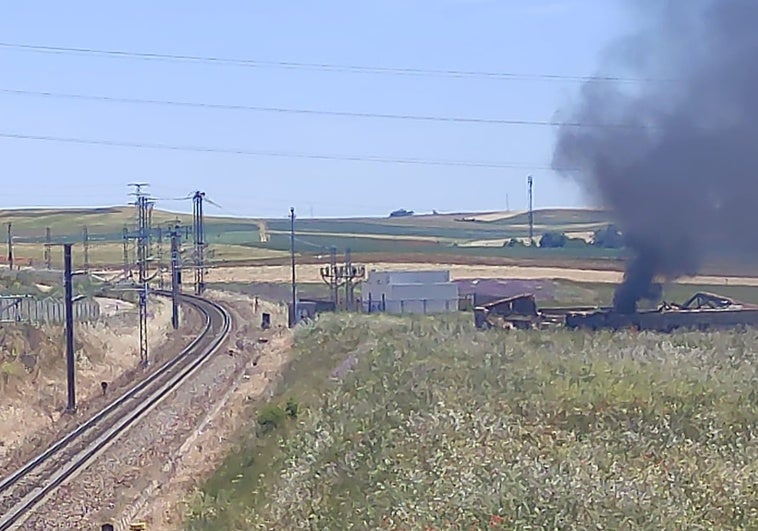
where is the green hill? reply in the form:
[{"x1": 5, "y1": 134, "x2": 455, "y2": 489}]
[{"x1": 0, "y1": 207, "x2": 617, "y2": 267}]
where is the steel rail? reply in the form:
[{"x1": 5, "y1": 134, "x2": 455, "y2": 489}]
[{"x1": 0, "y1": 292, "x2": 231, "y2": 530}]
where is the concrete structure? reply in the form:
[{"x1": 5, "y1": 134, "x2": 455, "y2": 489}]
[{"x1": 362, "y1": 270, "x2": 459, "y2": 315}]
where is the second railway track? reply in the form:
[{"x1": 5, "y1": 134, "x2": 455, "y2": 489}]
[{"x1": 0, "y1": 292, "x2": 231, "y2": 530}]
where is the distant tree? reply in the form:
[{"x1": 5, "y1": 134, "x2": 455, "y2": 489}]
[
  {"x1": 592, "y1": 224, "x2": 624, "y2": 249},
  {"x1": 539, "y1": 231, "x2": 567, "y2": 248},
  {"x1": 389, "y1": 209, "x2": 414, "y2": 218}
]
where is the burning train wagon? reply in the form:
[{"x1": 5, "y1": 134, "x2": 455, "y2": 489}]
[{"x1": 474, "y1": 292, "x2": 758, "y2": 332}]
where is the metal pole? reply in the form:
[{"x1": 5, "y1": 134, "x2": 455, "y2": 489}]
[
  {"x1": 7, "y1": 223, "x2": 13, "y2": 270},
  {"x1": 528, "y1": 175, "x2": 534, "y2": 246},
  {"x1": 192, "y1": 191, "x2": 206, "y2": 295},
  {"x1": 290, "y1": 207, "x2": 296, "y2": 327},
  {"x1": 138, "y1": 284, "x2": 148, "y2": 366},
  {"x1": 64, "y1": 244, "x2": 76, "y2": 412},
  {"x1": 330, "y1": 246, "x2": 337, "y2": 308},
  {"x1": 344, "y1": 248, "x2": 352, "y2": 312},
  {"x1": 198, "y1": 194, "x2": 205, "y2": 294},
  {"x1": 45, "y1": 227, "x2": 52, "y2": 269},
  {"x1": 170, "y1": 225, "x2": 180, "y2": 329},
  {"x1": 122, "y1": 225, "x2": 130, "y2": 278},
  {"x1": 82, "y1": 226, "x2": 90, "y2": 272}
]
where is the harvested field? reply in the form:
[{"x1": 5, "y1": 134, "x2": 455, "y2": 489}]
[{"x1": 207, "y1": 262, "x2": 758, "y2": 287}]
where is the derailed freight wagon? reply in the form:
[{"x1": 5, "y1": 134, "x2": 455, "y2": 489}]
[
  {"x1": 475, "y1": 292, "x2": 758, "y2": 332},
  {"x1": 565, "y1": 292, "x2": 758, "y2": 332}
]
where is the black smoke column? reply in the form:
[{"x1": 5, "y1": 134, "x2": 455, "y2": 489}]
[{"x1": 552, "y1": 0, "x2": 758, "y2": 313}]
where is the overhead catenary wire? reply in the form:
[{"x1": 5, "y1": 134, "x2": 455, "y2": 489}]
[
  {"x1": 0, "y1": 131, "x2": 580, "y2": 172},
  {"x1": 0, "y1": 88, "x2": 650, "y2": 130},
  {"x1": 0, "y1": 41, "x2": 669, "y2": 84}
]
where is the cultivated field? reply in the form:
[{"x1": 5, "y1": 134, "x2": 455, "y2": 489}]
[
  {"x1": 207, "y1": 262, "x2": 758, "y2": 290},
  {"x1": 187, "y1": 313, "x2": 757, "y2": 530},
  {"x1": 0, "y1": 207, "x2": 621, "y2": 269}
]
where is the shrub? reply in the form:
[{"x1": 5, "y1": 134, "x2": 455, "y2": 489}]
[
  {"x1": 285, "y1": 397, "x2": 299, "y2": 419},
  {"x1": 256, "y1": 404, "x2": 286, "y2": 436},
  {"x1": 539, "y1": 231, "x2": 567, "y2": 248},
  {"x1": 592, "y1": 224, "x2": 624, "y2": 248}
]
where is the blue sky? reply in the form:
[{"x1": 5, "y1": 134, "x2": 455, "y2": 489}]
[{"x1": 0, "y1": 1, "x2": 631, "y2": 218}]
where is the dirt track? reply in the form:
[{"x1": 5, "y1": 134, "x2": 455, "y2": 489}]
[{"x1": 207, "y1": 262, "x2": 758, "y2": 287}]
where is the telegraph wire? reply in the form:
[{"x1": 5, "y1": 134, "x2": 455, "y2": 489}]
[
  {"x1": 0, "y1": 88, "x2": 648, "y2": 130},
  {"x1": 0, "y1": 132, "x2": 579, "y2": 171},
  {"x1": 0, "y1": 41, "x2": 665, "y2": 84}
]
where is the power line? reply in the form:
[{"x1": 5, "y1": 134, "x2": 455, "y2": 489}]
[
  {"x1": 0, "y1": 88, "x2": 648, "y2": 129},
  {"x1": 0, "y1": 41, "x2": 664, "y2": 84},
  {"x1": 0, "y1": 131, "x2": 579, "y2": 171}
]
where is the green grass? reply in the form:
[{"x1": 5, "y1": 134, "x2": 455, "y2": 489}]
[
  {"x1": 249, "y1": 233, "x2": 623, "y2": 261},
  {"x1": 186, "y1": 314, "x2": 757, "y2": 530}
]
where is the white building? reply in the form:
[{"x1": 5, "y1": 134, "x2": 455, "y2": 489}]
[{"x1": 362, "y1": 270, "x2": 459, "y2": 314}]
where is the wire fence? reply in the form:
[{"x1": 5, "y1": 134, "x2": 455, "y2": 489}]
[
  {"x1": 362, "y1": 295, "x2": 468, "y2": 315},
  {"x1": 0, "y1": 297, "x2": 100, "y2": 324}
]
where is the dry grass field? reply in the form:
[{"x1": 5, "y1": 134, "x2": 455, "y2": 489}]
[{"x1": 186, "y1": 313, "x2": 757, "y2": 530}]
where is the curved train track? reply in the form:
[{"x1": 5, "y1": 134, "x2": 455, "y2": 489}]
[{"x1": 0, "y1": 292, "x2": 231, "y2": 530}]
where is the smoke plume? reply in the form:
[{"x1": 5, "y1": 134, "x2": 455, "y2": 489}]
[{"x1": 552, "y1": 0, "x2": 758, "y2": 313}]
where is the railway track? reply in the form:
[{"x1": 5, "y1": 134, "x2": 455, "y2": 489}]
[{"x1": 0, "y1": 292, "x2": 231, "y2": 530}]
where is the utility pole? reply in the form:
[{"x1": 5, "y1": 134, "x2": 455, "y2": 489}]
[
  {"x1": 122, "y1": 225, "x2": 131, "y2": 278},
  {"x1": 319, "y1": 246, "x2": 340, "y2": 307},
  {"x1": 528, "y1": 175, "x2": 534, "y2": 246},
  {"x1": 170, "y1": 223, "x2": 182, "y2": 329},
  {"x1": 62, "y1": 244, "x2": 85, "y2": 411},
  {"x1": 130, "y1": 183, "x2": 153, "y2": 367},
  {"x1": 290, "y1": 207, "x2": 297, "y2": 327},
  {"x1": 344, "y1": 248, "x2": 353, "y2": 312},
  {"x1": 147, "y1": 201, "x2": 154, "y2": 262},
  {"x1": 192, "y1": 191, "x2": 206, "y2": 295},
  {"x1": 44, "y1": 227, "x2": 52, "y2": 269},
  {"x1": 7, "y1": 223, "x2": 13, "y2": 270},
  {"x1": 82, "y1": 226, "x2": 90, "y2": 272},
  {"x1": 320, "y1": 247, "x2": 365, "y2": 312},
  {"x1": 329, "y1": 246, "x2": 338, "y2": 306},
  {"x1": 64, "y1": 244, "x2": 76, "y2": 412}
]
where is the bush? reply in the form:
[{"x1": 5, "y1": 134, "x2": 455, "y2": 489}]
[
  {"x1": 256, "y1": 404, "x2": 286, "y2": 436},
  {"x1": 592, "y1": 224, "x2": 624, "y2": 248},
  {"x1": 285, "y1": 397, "x2": 299, "y2": 419},
  {"x1": 539, "y1": 231, "x2": 567, "y2": 248}
]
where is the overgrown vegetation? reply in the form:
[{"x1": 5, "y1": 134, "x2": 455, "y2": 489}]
[{"x1": 187, "y1": 314, "x2": 757, "y2": 530}]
